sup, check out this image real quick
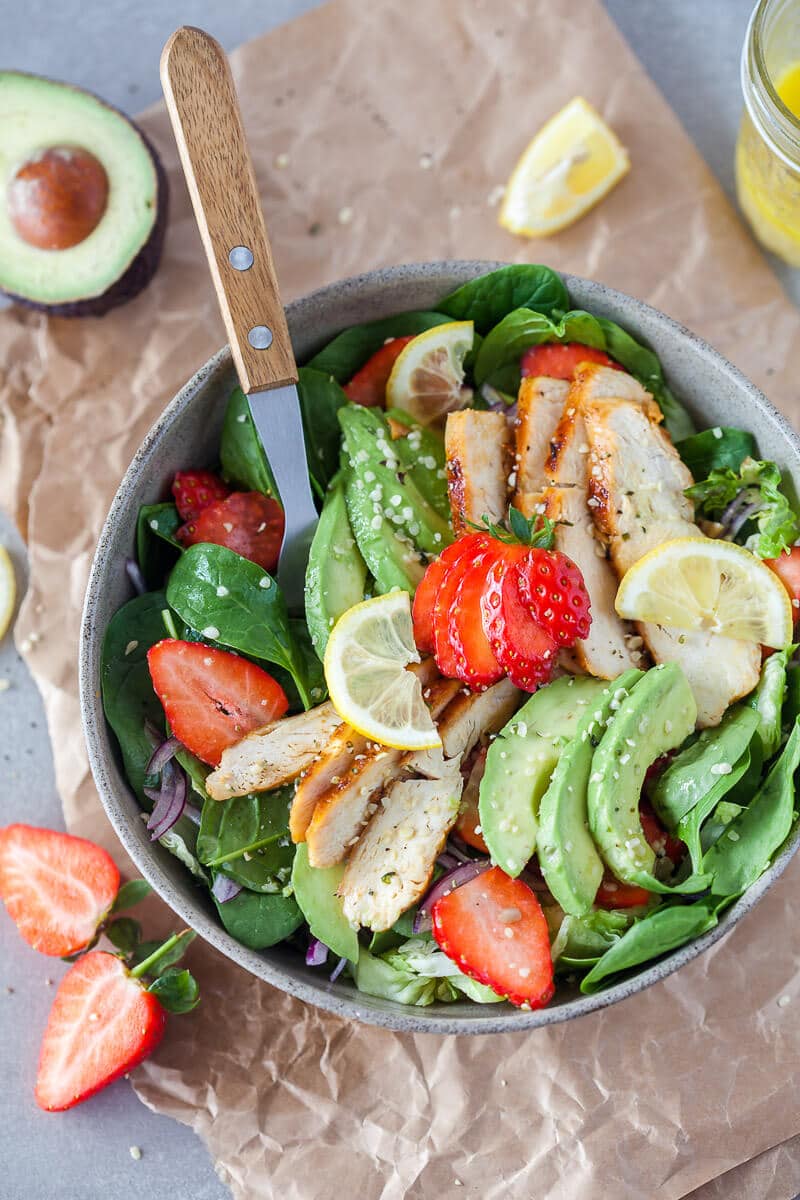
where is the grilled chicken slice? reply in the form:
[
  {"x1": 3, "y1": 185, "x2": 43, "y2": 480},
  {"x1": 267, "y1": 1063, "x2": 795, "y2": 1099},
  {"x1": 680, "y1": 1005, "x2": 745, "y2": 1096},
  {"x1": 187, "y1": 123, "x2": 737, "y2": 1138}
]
[
  {"x1": 304, "y1": 677, "x2": 458, "y2": 869},
  {"x1": 338, "y1": 770, "x2": 464, "y2": 931},
  {"x1": 289, "y1": 724, "x2": 368, "y2": 843},
  {"x1": 446, "y1": 410, "x2": 511, "y2": 535},
  {"x1": 542, "y1": 486, "x2": 645, "y2": 678},
  {"x1": 513, "y1": 376, "x2": 569, "y2": 501},
  {"x1": 583, "y1": 397, "x2": 760, "y2": 725},
  {"x1": 206, "y1": 703, "x2": 342, "y2": 801},
  {"x1": 403, "y1": 677, "x2": 521, "y2": 778}
]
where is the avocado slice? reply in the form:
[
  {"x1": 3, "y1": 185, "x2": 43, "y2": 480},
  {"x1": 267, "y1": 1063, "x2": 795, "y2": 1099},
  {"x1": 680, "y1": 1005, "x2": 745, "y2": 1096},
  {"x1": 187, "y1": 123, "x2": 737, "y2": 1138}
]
[
  {"x1": 479, "y1": 675, "x2": 607, "y2": 877},
  {"x1": 587, "y1": 664, "x2": 704, "y2": 892},
  {"x1": 291, "y1": 843, "x2": 359, "y2": 962},
  {"x1": 343, "y1": 468, "x2": 425, "y2": 595},
  {"x1": 385, "y1": 408, "x2": 450, "y2": 521},
  {"x1": 538, "y1": 669, "x2": 644, "y2": 915},
  {"x1": 305, "y1": 475, "x2": 368, "y2": 659},
  {"x1": 0, "y1": 72, "x2": 167, "y2": 315}
]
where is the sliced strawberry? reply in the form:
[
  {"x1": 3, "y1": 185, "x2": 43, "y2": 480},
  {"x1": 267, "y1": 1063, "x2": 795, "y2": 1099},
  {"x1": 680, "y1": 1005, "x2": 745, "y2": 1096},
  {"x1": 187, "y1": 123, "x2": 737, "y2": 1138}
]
[
  {"x1": 515, "y1": 548, "x2": 591, "y2": 648},
  {"x1": 35, "y1": 951, "x2": 166, "y2": 1111},
  {"x1": 0, "y1": 825, "x2": 119, "y2": 957},
  {"x1": 432, "y1": 865, "x2": 554, "y2": 1008},
  {"x1": 147, "y1": 640, "x2": 288, "y2": 766},
  {"x1": 595, "y1": 874, "x2": 651, "y2": 910},
  {"x1": 413, "y1": 558, "x2": 449, "y2": 655},
  {"x1": 343, "y1": 336, "x2": 415, "y2": 406},
  {"x1": 177, "y1": 491, "x2": 285, "y2": 574},
  {"x1": 432, "y1": 534, "x2": 492, "y2": 679},
  {"x1": 520, "y1": 342, "x2": 619, "y2": 380},
  {"x1": 481, "y1": 548, "x2": 558, "y2": 691},
  {"x1": 449, "y1": 547, "x2": 506, "y2": 688},
  {"x1": 171, "y1": 469, "x2": 230, "y2": 523}
]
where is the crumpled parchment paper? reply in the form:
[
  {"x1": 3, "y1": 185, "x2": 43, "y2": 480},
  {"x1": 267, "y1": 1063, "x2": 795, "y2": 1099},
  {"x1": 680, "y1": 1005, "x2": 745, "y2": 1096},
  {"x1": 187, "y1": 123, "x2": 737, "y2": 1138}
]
[{"x1": 3, "y1": 1, "x2": 800, "y2": 1196}]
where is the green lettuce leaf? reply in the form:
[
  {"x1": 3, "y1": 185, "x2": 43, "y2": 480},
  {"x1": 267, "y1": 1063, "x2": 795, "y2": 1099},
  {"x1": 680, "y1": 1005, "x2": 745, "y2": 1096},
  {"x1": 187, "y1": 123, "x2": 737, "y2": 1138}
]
[{"x1": 686, "y1": 457, "x2": 800, "y2": 558}]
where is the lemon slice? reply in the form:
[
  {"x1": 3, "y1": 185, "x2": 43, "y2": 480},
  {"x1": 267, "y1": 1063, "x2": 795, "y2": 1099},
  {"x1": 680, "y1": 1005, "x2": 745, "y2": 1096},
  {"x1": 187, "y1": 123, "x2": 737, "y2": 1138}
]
[
  {"x1": 0, "y1": 546, "x2": 16, "y2": 641},
  {"x1": 615, "y1": 537, "x2": 793, "y2": 648},
  {"x1": 499, "y1": 96, "x2": 630, "y2": 237},
  {"x1": 386, "y1": 321, "x2": 473, "y2": 425},
  {"x1": 324, "y1": 591, "x2": 441, "y2": 750}
]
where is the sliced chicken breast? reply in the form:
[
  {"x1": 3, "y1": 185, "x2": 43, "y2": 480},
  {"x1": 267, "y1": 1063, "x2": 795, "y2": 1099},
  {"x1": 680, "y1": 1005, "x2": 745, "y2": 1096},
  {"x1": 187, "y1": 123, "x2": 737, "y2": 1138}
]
[
  {"x1": 404, "y1": 676, "x2": 521, "y2": 778},
  {"x1": 206, "y1": 703, "x2": 343, "y2": 801},
  {"x1": 542, "y1": 486, "x2": 645, "y2": 678},
  {"x1": 289, "y1": 724, "x2": 368, "y2": 843},
  {"x1": 513, "y1": 376, "x2": 569, "y2": 500},
  {"x1": 338, "y1": 770, "x2": 464, "y2": 931},
  {"x1": 446, "y1": 410, "x2": 511, "y2": 535},
  {"x1": 582, "y1": 397, "x2": 760, "y2": 725}
]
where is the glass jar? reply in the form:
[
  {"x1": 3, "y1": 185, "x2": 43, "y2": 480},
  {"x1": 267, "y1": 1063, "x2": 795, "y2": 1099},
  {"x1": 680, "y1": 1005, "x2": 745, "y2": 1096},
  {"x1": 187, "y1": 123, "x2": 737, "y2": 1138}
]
[{"x1": 736, "y1": 0, "x2": 800, "y2": 265}]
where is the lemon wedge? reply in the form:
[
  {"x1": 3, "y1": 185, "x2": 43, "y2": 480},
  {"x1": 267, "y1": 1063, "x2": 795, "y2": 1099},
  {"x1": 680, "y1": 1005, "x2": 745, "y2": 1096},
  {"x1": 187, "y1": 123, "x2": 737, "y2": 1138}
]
[
  {"x1": 0, "y1": 546, "x2": 16, "y2": 642},
  {"x1": 499, "y1": 96, "x2": 630, "y2": 237},
  {"x1": 615, "y1": 537, "x2": 793, "y2": 649},
  {"x1": 324, "y1": 591, "x2": 441, "y2": 750},
  {"x1": 386, "y1": 321, "x2": 473, "y2": 425}
]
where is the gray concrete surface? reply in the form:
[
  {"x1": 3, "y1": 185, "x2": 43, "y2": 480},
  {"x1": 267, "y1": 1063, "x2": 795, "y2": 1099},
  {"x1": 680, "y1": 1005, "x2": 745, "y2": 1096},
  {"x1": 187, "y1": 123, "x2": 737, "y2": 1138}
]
[{"x1": 0, "y1": 1, "x2": 795, "y2": 1198}]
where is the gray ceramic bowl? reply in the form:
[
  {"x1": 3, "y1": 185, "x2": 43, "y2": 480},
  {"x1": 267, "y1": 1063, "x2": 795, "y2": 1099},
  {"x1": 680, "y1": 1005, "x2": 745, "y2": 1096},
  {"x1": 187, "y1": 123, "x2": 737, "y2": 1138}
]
[{"x1": 80, "y1": 260, "x2": 800, "y2": 1034}]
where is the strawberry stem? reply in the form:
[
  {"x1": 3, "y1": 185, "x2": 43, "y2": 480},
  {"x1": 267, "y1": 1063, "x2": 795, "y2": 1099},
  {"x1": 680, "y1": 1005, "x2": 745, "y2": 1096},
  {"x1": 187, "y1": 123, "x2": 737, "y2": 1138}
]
[
  {"x1": 161, "y1": 608, "x2": 180, "y2": 640},
  {"x1": 130, "y1": 930, "x2": 192, "y2": 980}
]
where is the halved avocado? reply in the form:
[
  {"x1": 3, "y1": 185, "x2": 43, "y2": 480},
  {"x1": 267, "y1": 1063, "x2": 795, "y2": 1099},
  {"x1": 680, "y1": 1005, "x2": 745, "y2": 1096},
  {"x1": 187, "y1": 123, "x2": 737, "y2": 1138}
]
[{"x1": 0, "y1": 72, "x2": 167, "y2": 316}]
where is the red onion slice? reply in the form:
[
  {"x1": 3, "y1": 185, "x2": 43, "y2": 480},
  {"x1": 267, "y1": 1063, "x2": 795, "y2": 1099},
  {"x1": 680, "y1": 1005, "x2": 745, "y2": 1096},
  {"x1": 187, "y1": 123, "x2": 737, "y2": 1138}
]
[
  {"x1": 125, "y1": 558, "x2": 147, "y2": 596},
  {"x1": 413, "y1": 858, "x2": 491, "y2": 934},
  {"x1": 306, "y1": 938, "x2": 330, "y2": 967},
  {"x1": 330, "y1": 956, "x2": 348, "y2": 982},
  {"x1": 145, "y1": 735, "x2": 182, "y2": 779},
  {"x1": 145, "y1": 759, "x2": 187, "y2": 841},
  {"x1": 211, "y1": 873, "x2": 242, "y2": 903}
]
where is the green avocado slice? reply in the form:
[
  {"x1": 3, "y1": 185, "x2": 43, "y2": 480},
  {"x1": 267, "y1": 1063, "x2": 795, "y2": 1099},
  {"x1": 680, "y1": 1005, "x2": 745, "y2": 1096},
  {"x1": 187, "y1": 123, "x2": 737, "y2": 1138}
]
[
  {"x1": 291, "y1": 844, "x2": 359, "y2": 963},
  {"x1": 479, "y1": 675, "x2": 607, "y2": 877},
  {"x1": 384, "y1": 408, "x2": 450, "y2": 521},
  {"x1": 304, "y1": 475, "x2": 367, "y2": 659},
  {"x1": 538, "y1": 669, "x2": 644, "y2": 915},
  {"x1": 0, "y1": 72, "x2": 165, "y2": 312},
  {"x1": 587, "y1": 664, "x2": 707, "y2": 893}
]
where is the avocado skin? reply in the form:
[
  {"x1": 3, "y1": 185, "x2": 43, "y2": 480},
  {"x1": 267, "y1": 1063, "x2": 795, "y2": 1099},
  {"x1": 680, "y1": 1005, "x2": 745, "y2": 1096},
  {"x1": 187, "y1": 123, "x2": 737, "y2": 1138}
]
[{"x1": 1, "y1": 76, "x2": 168, "y2": 317}]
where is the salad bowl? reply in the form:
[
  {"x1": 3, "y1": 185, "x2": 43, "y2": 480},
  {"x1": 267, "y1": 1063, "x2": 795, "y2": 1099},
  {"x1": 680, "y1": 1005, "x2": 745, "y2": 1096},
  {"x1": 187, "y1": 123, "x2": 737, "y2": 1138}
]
[{"x1": 80, "y1": 260, "x2": 800, "y2": 1034}]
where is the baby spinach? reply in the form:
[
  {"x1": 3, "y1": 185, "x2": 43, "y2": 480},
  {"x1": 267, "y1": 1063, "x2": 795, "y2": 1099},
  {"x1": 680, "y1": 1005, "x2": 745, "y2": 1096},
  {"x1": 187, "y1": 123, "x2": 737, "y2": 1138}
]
[
  {"x1": 699, "y1": 800, "x2": 745, "y2": 857},
  {"x1": 307, "y1": 311, "x2": 452, "y2": 382},
  {"x1": 101, "y1": 591, "x2": 167, "y2": 798},
  {"x1": 594, "y1": 318, "x2": 695, "y2": 440},
  {"x1": 296, "y1": 367, "x2": 350, "y2": 498},
  {"x1": 785, "y1": 664, "x2": 800, "y2": 728},
  {"x1": 675, "y1": 427, "x2": 757, "y2": 478},
  {"x1": 439, "y1": 264, "x2": 570, "y2": 333},
  {"x1": 749, "y1": 645, "x2": 795, "y2": 759},
  {"x1": 197, "y1": 786, "x2": 296, "y2": 892},
  {"x1": 166, "y1": 543, "x2": 313, "y2": 708},
  {"x1": 136, "y1": 503, "x2": 182, "y2": 589},
  {"x1": 580, "y1": 899, "x2": 719, "y2": 993},
  {"x1": 703, "y1": 717, "x2": 800, "y2": 897},
  {"x1": 212, "y1": 881, "x2": 303, "y2": 949},
  {"x1": 220, "y1": 386, "x2": 278, "y2": 498},
  {"x1": 677, "y1": 749, "x2": 754, "y2": 873}
]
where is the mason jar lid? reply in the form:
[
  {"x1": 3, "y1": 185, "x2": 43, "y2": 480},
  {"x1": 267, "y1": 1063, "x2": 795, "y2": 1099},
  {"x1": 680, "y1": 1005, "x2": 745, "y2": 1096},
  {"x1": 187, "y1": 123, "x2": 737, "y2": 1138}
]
[{"x1": 742, "y1": 0, "x2": 800, "y2": 170}]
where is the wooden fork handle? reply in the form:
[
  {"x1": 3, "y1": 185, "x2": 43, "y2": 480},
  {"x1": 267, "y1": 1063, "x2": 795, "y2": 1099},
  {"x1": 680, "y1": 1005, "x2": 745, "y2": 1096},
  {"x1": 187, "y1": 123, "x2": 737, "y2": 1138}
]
[{"x1": 161, "y1": 26, "x2": 297, "y2": 393}]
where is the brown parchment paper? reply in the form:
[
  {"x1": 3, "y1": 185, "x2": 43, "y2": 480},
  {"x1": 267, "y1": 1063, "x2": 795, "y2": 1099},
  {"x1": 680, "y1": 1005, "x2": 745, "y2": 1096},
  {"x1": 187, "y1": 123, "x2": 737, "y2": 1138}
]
[{"x1": 3, "y1": 1, "x2": 800, "y2": 1196}]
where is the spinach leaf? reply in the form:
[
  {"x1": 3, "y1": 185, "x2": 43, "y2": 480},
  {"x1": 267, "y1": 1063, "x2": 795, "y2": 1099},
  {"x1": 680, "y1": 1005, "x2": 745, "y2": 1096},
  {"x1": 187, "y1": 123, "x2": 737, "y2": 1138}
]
[
  {"x1": 307, "y1": 311, "x2": 452, "y2": 382},
  {"x1": 749, "y1": 645, "x2": 795, "y2": 759},
  {"x1": 699, "y1": 800, "x2": 745, "y2": 857},
  {"x1": 686, "y1": 458, "x2": 800, "y2": 558},
  {"x1": 785, "y1": 664, "x2": 800, "y2": 728},
  {"x1": 703, "y1": 717, "x2": 800, "y2": 897},
  {"x1": 197, "y1": 786, "x2": 296, "y2": 892},
  {"x1": 595, "y1": 318, "x2": 695, "y2": 440},
  {"x1": 212, "y1": 881, "x2": 303, "y2": 949},
  {"x1": 136, "y1": 503, "x2": 182, "y2": 589},
  {"x1": 166, "y1": 543, "x2": 312, "y2": 708},
  {"x1": 474, "y1": 308, "x2": 605, "y2": 388},
  {"x1": 580, "y1": 899, "x2": 719, "y2": 992},
  {"x1": 439, "y1": 264, "x2": 570, "y2": 333},
  {"x1": 291, "y1": 844, "x2": 359, "y2": 962},
  {"x1": 675, "y1": 427, "x2": 757, "y2": 478},
  {"x1": 296, "y1": 367, "x2": 350, "y2": 497},
  {"x1": 220, "y1": 386, "x2": 278, "y2": 498},
  {"x1": 677, "y1": 749, "x2": 754, "y2": 873},
  {"x1": 101, "y1": 591, "x2": 167, "y2": 798},
  {"x1": 650, "y1": 706, "x2": 760, "y2": 828}
]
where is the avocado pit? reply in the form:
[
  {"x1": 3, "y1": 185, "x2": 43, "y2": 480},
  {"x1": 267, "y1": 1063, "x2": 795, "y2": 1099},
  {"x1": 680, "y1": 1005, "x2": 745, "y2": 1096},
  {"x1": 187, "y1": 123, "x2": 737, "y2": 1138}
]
[{"x1": 8, "y1": 146, "x2": 109, "y2": 250}]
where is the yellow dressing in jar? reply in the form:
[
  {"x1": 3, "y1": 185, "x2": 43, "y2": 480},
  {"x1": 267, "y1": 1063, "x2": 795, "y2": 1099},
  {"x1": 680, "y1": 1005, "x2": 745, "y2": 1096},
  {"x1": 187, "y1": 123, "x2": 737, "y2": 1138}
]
[{"x1": 736, "y1": 0, "x2": 800, "y2": 265}]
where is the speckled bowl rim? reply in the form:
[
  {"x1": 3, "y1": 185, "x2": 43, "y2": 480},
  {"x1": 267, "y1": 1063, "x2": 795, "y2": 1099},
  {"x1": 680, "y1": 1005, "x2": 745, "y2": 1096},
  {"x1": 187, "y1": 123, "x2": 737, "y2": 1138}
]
[{"x1": 80, "y1": 260, "x2": 800, "y2": 1035}]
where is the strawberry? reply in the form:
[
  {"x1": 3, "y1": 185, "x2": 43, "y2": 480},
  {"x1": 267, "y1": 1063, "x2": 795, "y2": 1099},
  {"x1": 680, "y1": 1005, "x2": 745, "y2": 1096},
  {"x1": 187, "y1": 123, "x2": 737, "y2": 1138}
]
[
  {"x1": 639, "y1": 800, "x2": 686, "y2": 866},
  {"x1": 412, "y1": 557, "x2": 449, "y2": 655},
  {"x1": 520, "y1": 342, "x2": 620, "y2": 380},
  {"x1": 0, "y1": 825, "x2": 119, "y2": 957},
  {"x1": 454, "y1": 746, "x2": 489, "y2": 853},
  {"x1": 343, "y1": 336, "x2": 414, "y2": 407},
  {"x1": 177, "y1": 491, "x2": 285, "y2": 574},
  {"x1": 171, "y1": 469, "x2": 230, "y2": 523},
  {"x1": 431, "y1": 534, "x2": 492, "y2": 679},
  {"x1": 449, "y1": 547, "x2": 506, "y2": 688},
  {"x1": 595, "y1": 875, "x2": 651, "y2": 910},
  {"x1": 432, "y1": 866, "x2": 555, "y2": 1009},
  {"x1": 35, "y1": 951, "x2": 167, "y2": 1111},
  {"x1": 766, "y1": 545, "x2": 800, "y2": 610},
  {"x1": 481, "y1": 548, "x2": 558, "y2": 691},
  {"x1": 148, "y1": 640, "x2": 288, "y2": 766},
  {"x1": 515, "y1": 548, "x2": 591, "y2": 647}
]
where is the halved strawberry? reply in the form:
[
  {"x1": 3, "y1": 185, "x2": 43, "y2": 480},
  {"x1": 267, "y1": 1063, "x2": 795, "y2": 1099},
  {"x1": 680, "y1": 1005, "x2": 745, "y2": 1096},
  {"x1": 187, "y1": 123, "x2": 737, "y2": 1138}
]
[
  {"x1": 413, "y1": 537, "x2": 486, "y2": 655},
  {"x1": 481, "y1": 549, "x2": 558, "y2": 691},
  {"x1": 171, "y1": 469, "x2": 230, "y2": 523},
  {"x1": 35, "y1": 951, "x2": 167, "y2": 1111},
  {"x1": 449, "y1": 547, "x2": 506, "y2": 688},
  {"x1": 177, "y1": 491, "x2": 285, "y2": 574},
  {"x1": 431, "y1": 534, "x2": 492, "y2": 679},
  {"x1": 0, "y1": 825, "x2": 119, "y2": 957},
  {"x1": 515, "y1": 548, "x2": 591, "y2": 648},
  {"x1": 343, "y1": 336, "x2": 415, "y2": 406},
  {"x1": 147, "y1": 640, "x2": 288, "y2": 766},
  {"x1": 432, "y1": 865, "x2": 554, "y2": 1008},
  {"x1": 520, "y1": 342, "x2": 620, "y2": 380}
]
